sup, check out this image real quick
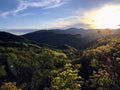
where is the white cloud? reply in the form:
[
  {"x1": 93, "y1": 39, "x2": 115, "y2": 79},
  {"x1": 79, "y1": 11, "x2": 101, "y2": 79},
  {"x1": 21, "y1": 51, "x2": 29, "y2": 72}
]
[
  {"x1": 4, "y1": 16, "x2": 89, "y2": 29},
  {"x1": 0, "y1": 0, "x2": 68, "y2": 18},
  {"x1": 16, "y1": 0, "x2": 68, "y2": 11},
  {"x1": 45, "y1": 2, "x2": 66, "y2": 9},
  {"x1": 45, "y1": 16, "x2": 89, "y2": 29},
  {"x1": 0, "y1": 11, "x2": 12, "y2": 18}
]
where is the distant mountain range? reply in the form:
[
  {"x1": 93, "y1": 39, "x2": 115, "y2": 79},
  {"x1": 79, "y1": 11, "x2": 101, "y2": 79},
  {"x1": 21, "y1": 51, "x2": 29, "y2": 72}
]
[
  {"x1": 22, "y1": 28, "x2": 98, "y2": 37},
  {"x1": 22, "y1": 28, "x2": 100, "y2": 49},
  {"x1": 1, "y1": 28, "x2": 120, "y2": 49}
]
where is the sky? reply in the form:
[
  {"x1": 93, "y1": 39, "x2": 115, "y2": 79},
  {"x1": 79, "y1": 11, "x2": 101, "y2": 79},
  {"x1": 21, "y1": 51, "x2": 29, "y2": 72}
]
[{"x1": 1, "y1": 0, "x2": 120, "y2": 34}]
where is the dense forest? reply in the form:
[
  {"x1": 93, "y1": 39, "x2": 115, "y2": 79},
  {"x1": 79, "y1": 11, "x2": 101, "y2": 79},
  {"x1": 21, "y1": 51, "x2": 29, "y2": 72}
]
[{"x1": 0, "y1": 30, "x2": 120, "y2": 90}]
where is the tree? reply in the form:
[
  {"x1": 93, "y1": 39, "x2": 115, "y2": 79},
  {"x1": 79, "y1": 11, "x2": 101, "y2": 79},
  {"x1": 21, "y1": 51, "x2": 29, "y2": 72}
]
[
  {"x1": 51, "y1": 64, "x2": 83, "y2": 90},
  {"x1": 89, "y1": 69, "x2": 119, "y2": 90},
  {"x1": 0, "y1": 65, "x2": 6, "y2": 77},
  {"x1": 0, "y1": 82, "x2": 21, "y2": 90}
]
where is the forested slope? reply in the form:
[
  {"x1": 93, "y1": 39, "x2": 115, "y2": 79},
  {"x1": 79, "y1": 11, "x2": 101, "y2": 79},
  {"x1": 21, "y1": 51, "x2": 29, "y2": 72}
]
[{"x1": 0, "y1": 35, "x2": 120, "y2": 90}]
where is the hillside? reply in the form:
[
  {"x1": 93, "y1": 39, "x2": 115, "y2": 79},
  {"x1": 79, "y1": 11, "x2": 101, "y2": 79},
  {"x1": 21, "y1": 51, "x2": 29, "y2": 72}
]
[
  {"x1": 0, "y1": 39, "x2": 69, "y2": 90},
  {"x1": 0, "y1": 30, "x2": 120, "y2": 90},
  {"x1": 22, "y1": 28, "x2": 100, "y2": 49},
  {"x1": 22, "y1": 28, "x2": 120, "y2": 49},
  {"x1": 36, "y1": 28, "x2": 98, "y2": 36},
  {"x1": 0, "y1": 31, "x2": 28, "y2": 42},
  {"x1": 114, "y1": 29, "x2": 120, "y2": 36},
  {"x1": 77, "y1": 36, "x2": 120, "y2": 90}
]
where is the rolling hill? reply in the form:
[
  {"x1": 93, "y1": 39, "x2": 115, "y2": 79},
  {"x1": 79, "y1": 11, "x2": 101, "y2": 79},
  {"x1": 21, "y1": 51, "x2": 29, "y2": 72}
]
[
  {"x1": 0, "y1": 30, "x2": 120, "y2": 90},
  {"x1": 22, "y1": 28, "x2": 100, "y2": 49},
  {"x1": 0, "y1": 31, "x2": 28, "y2": 42}
]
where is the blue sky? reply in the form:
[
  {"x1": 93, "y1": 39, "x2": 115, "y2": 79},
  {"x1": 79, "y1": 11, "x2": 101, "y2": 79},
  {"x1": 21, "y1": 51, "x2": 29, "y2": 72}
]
[{"x1": 0, "y1": 0, "x2": 120, "y2": 34}]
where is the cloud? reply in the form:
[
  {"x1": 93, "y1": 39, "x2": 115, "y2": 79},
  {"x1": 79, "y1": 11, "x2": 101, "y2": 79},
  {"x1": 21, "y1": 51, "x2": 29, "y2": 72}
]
[
  {"x1": 3, "y1": 16, "x2": 89, "y2": 29},
  {"x1": 45, "y1": 16, "x2": 89, "y2": 29},
  {"x1": 0, "y1": 0, "x2": 68, "y2": 18},
  {"x1": 45, "y1": 1, "x2": 67, "y2": 9},
  {"x1": 0, "y1": 11, "x2": 12, "y2": 18},
  {"x1": 15, "y1": 0, "x2": 68, "y2": 12}
]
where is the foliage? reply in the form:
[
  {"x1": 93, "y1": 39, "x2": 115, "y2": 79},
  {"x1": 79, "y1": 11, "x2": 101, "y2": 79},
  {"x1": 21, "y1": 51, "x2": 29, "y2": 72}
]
[
  {"x1": 0, "y1": 33, "x2": 120, "y2": 90},
  {"x1": 0, "y1": 82, "x2": 21, "y2": 90},
  {"x1": 51, "y1": 64, "x2": 83, "y2": 90},
  {"x1": 0, "y1": 65, "x2": 6, "y2": 77},
  {"x1": 89, "y1": 69, "x2": 118, "y2": 90}
]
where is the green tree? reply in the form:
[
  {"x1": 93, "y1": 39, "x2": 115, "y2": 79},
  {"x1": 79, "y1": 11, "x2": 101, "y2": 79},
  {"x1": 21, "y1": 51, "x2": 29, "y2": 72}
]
[
  {"x1": 51, "y1": 64, "x2": 83, "y2": 90},
  {"x1": 0, "y1": 65, "x2": 6, "y2": 77},
  {"x1": 89, "y1": 69, "x2": 119, "y2": 90},
  {"x1": 0, "y1": 82, "x2": 21, "y2": 90}
]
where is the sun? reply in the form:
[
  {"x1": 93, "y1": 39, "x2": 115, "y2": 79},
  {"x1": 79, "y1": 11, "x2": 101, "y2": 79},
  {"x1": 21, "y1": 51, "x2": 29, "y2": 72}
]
[
  {"x1": 93, "y1": 5, "x2": 120, "y2": 29},
  {"x1": 83, "y1": 5, "x2": 120, "y2": 29}
]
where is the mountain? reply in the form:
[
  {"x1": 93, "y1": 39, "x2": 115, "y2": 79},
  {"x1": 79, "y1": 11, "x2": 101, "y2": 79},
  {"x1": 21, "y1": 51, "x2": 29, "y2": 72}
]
[
  {"x1": 22, "y1": 28, "x2": 100, "y2": 49},
  {"x1": 25, "y1": 28, "x2": 98, "y2": 37},
  {"x1": 0, "y1": 30, "x2": 120, "y2": 90},
  {"x1": 3, "y1": 28, "x2": 119, "y2": 49},
  {"x1": 49, "y1": 28, "x2": 97, "y2": 37},
  {"x1": 114, "y1": 29, "x2": 120, "y2": 36},
  {"x1": 0, "y1": 31, "x2": 28, "y2": 42}
]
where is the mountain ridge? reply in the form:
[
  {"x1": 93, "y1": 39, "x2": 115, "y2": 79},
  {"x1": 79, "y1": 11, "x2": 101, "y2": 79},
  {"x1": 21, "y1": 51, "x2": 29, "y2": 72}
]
[
  {"x1": 0, "y1": 31, "x2": 28, "y2": 42},
  {"x1": 22, "y1": 28, "x2": 100, "y2": 49}
]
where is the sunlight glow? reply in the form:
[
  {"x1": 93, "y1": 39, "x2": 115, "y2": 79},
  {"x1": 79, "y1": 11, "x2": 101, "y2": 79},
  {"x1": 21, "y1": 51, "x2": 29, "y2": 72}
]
[{"x1": 83, "y1": 5, "x2": 120, "y2": 29}]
